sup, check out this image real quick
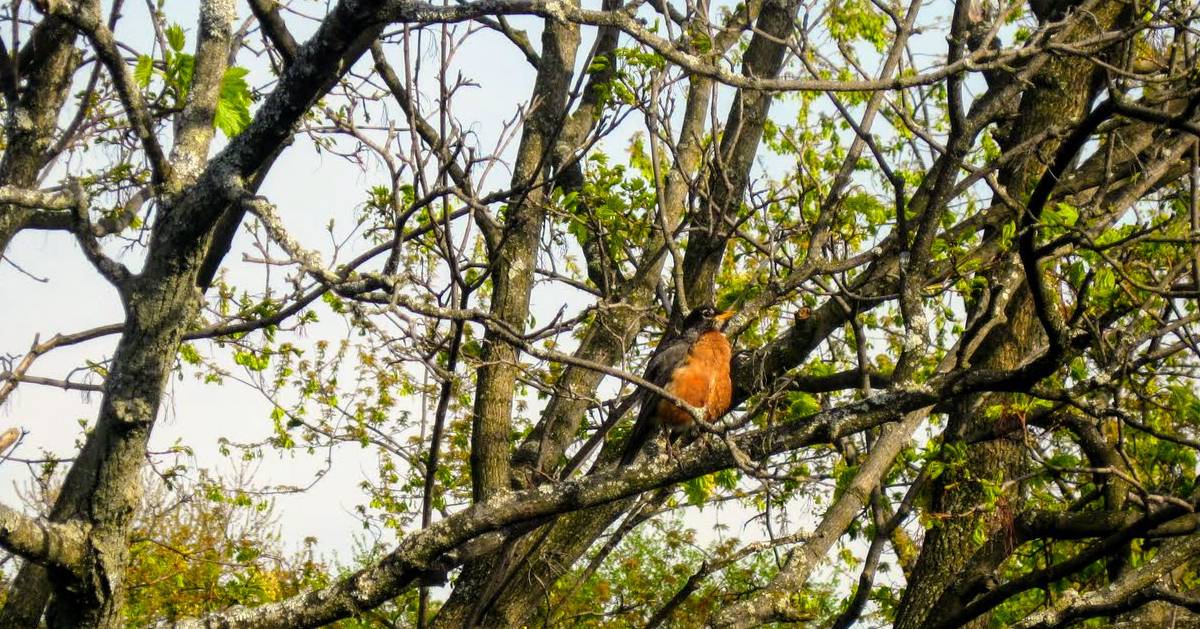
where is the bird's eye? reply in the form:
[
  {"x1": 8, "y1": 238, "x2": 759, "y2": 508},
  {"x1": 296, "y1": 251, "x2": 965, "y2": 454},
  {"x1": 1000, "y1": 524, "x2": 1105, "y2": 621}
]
[{"x1": 702, "y1": 307, "x2": 714, "y2": 317}]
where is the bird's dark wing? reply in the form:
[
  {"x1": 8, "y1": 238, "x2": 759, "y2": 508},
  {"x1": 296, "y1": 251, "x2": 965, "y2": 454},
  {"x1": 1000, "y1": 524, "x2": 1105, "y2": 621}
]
[
  {"x1": 618, "y1": 338, "x2": 691, "y2": 466},
  {"x1": 641, "y1": 338, "x2": 692, "y2": 390}
]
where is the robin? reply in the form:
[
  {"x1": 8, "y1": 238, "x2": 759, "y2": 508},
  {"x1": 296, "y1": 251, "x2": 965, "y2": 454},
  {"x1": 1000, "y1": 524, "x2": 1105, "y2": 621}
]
[{"x1": 619, "y1": 305, "x2": 735, "y2": 466}]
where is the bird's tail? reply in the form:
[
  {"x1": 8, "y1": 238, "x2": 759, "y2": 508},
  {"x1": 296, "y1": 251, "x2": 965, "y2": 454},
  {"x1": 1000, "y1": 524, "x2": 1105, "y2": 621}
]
[{"x1": 619, "y1": 404, "x2": 657, "y2": 466}]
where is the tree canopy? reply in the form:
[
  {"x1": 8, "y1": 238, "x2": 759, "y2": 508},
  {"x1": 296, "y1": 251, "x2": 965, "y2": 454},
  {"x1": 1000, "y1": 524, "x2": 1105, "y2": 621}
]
[{"x1": 2, "y1": 0, "x2": 1200, "y2": 627}]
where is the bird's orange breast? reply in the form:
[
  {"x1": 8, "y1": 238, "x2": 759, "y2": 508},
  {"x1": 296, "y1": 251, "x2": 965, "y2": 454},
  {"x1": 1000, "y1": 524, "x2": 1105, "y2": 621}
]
[{"x1": 657, "y1": 330, "x2": 732, "y2": 428}]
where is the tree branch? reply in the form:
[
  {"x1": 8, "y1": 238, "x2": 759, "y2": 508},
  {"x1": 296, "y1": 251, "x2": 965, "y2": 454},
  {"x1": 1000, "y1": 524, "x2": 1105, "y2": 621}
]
[
  {"x1": 0, "y1": 503, "x2": 88, "y2": 576},
  {"x1": 36, "y1": 0, "x2": 172, "y2": 186},
  {"x1": 247, "y1": 0, "x2": 299, "y2": 64},
  {"x1": 373, "y1": 0, "x2": 1101, "y2": 94},
  {"x1": 0, "y1": 185, "x2": 80, "y2": 210},
  {"x1": 1014, "y1": 534, "x2": 1200, "y2": 629},
  {"x1": 156, "y1": 352, "x2": 1079, "y2": 628},
  {"x1": 168, "y1": 0, "x2": 235, "y2": 186}
]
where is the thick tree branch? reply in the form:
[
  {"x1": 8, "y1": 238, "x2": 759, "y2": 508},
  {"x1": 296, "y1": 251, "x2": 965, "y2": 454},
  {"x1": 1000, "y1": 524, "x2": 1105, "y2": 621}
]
[
  {"x1": 0, "y1": 185, "x2": 80, "y2": 210},
  {"x1": 712, "y1": 408, "x2": 929, "y2": 628},
  {"x1": 0, "y1": 504, "x2": 88, "y2": 576},
  {"x1": 931, "y1": 496, "x2": 1200, "y2": 629},
  {"x1": 1014, "y1": 534, "x2": 1200, "y2": 629},
  {"x1": 167, "y1": 0, "x2": 235, "y2": 187}
]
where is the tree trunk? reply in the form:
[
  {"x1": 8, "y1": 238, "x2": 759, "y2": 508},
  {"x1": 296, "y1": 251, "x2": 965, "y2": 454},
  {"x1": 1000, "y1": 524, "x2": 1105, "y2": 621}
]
[{"x1": 895, "y1": 2, "x2": 1127, "y2": 625}]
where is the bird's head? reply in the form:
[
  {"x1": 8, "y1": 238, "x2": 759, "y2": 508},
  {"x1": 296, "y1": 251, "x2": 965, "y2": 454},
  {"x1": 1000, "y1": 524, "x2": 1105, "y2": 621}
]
[{"x1": 682, "y1": 304, "x2": 735, "y2": 334}]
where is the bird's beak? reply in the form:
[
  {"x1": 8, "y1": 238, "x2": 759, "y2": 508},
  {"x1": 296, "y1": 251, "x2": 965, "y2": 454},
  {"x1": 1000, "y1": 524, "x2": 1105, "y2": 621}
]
[{"x1": 715, "y1": 310, "x2": 735, "y2": 322}]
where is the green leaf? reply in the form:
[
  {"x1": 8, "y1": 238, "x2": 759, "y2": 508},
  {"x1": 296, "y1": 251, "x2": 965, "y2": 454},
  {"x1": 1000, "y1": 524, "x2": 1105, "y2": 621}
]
[
  {"x1": 714, "y1": 469, "x2": 739, "y2": 491},
  {"x1": 683, "y1": 474, "x2": 716, "y2": 507},
  {"x1": 168, "y1": 53, "x2": 195, "y2": 102},
  {"x1": 215, "y1": 66, "x2": 252, "y2": 138},
  {"x1": 926, "y1": 460, "x2": 945, "y2": 480},
  {"x1": 134, "y1": 55, "x2": 154, "y2": 88},
  {"x1": 971, "y1": 520, "x2": 987, "y2": 546},
  {"x1": 786, "y1": 392, "x2": 821, "y2": 421},
  {"x1": 166, "y1": 23, "x2": 186, "y2": 52},
  {"x1": 233, "y1": 349, "x2": 269, "y2": 371},
  {"x1": 1095, "y1": 267, "x2": 1116, "y2": 294},
  {"x1": 827, "y1": 0, "x2": 889, "y2": 52},
  {"x1": 1044, "y1": 202, "x2": 1079, "y2": 228},
  {"x1": 1001, "y1": 220, "x2": 1016, "y2": 243},
  {"x1": 178, "y1": 343, "x2": 202, "y2": 365}
]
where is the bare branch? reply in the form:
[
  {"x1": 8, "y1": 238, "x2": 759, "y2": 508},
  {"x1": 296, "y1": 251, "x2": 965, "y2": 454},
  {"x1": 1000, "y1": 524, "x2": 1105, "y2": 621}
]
[{"x1": 247, "y1": 0, "x2": 299, "y2": 64}]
